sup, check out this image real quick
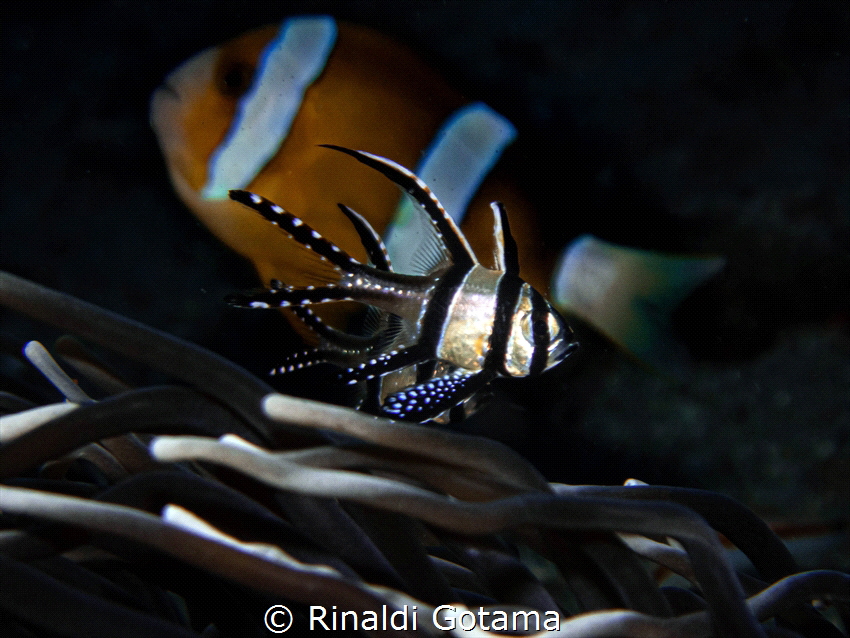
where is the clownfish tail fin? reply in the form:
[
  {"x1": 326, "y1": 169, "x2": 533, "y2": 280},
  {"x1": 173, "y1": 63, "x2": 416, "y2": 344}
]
[
  {"x1": 229, "y1": 190, "x2": 363, "y2": 272},
  {"x1": 551, "y1": 235, "x2": 725, "y2": 376}
]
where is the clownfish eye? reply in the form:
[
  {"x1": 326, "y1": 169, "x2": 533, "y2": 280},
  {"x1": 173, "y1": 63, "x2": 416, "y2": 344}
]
[{"x1": 218, "y1": 62, "x2": 255, "y2": 98}]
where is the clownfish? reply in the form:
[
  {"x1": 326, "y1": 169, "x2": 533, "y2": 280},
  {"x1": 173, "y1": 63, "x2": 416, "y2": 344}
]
[
  {"x1": 226, "y1": 146, "x2": 578, "y2": 421},
  {"x1": 150, "y1": 15, "x2": 724, "y2": 375}
]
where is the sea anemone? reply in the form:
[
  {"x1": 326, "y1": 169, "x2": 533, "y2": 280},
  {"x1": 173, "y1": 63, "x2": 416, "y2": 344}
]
[{"x1": 1, "y1": 270, "x2": 847, "y2": 637}]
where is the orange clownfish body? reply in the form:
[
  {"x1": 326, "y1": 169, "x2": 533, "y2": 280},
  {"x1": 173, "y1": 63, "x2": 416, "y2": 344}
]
[
  {"x1": 151, "y1": 16, "x2": 723, "y2": 374},
  {"x1": 150, "y1": 17, "x2": 550, "y2": 312}
]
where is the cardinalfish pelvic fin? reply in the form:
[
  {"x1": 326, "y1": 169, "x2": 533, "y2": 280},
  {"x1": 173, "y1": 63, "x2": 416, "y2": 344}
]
[{"x1": 226, "y1": 146, "x2": 578, "y2": 422}]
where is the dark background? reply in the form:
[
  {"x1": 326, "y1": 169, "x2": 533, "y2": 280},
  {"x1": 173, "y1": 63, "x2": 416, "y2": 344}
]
[{"x1": 2, "y1": 1, "x2": 848, "y2": 568}]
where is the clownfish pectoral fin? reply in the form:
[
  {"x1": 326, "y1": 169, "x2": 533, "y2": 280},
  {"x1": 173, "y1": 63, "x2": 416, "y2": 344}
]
[
  {"x1": 336, "y1": 204, "x2": 392, "y2": 271},
  {"x1": 320, "y1": 145, "x2": 478, "y2": 270},
  {"x1": 229, "y1": 190, "x2": 364, "y2": 273},
  {"x1": 489, "y1": 201, "x2": 520, "y2": 275},
  {"x1": 380, "y1": 369, "x2": 495, "y2": 421},
  {"x1": 551, "y1": 235, "x2": 726, "y2": 376}
]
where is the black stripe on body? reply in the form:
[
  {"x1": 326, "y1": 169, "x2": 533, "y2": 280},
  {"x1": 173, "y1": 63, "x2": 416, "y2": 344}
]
[
  {"x1": 341, "y1": 261, "x2": 472, "y2": 386},
  {"x1": 415, "y1": 360, "x2": 439, "y2": 384},
  {"x1": 418, "y1": 261, "x2": 474, "y2": 365},
  {"x1": 485, "y1": 273, "x2": 524, "y2": 377},
  {"x1": 529, "y1": 288, "x2": 551, "y2": 377},
  {"x1": 320, "y1": 146, "x2": 477, "y2": 269}
]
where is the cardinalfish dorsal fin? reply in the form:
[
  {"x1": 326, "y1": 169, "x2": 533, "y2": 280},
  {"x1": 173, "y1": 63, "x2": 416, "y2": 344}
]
[
  {"x1": 227, "y1": 188, "x2": 429, "y2": 318},
  {"x1": 228, "y1": 190, "x2": 364, "y2": 274},
  {"x1": 489, "y1": 201, "x2": 520, "y2": 275},
  {"x1": 320, "y1": 145, "x2": 478, "y2": 269},
  {"x1": 336, "y1": 204, "x2": 392, "y2": 271},
  {"x1": 383, "y1": 103, "x2": 517, "y2": 275}
]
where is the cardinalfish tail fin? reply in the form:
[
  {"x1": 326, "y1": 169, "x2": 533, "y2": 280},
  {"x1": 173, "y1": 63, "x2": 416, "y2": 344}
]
[
  {"x1": 291, "y1": 306, "x2": 398, "y2": 358},
  {"x1": 268, "y1": 304, "x2": 407, "y2": 393},
  {"x1": 320, "y1": 145, "x2": 478, "y2": 268},
  {"x1": 551, "y1": 235, "x2": 725, "y2": 376}
]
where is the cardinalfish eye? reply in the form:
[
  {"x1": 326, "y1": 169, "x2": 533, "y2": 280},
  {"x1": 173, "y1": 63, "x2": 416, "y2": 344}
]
[{"x1": 502, "y1": 283, "x2": 577, "y2": 378}]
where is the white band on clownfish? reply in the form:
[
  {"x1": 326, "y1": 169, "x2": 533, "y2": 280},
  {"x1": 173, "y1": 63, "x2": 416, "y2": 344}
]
[
  {"x1": 201, "y1": 16, "x2": 337, "y2": 200},
  {"x1": 384, "y1": 103, "x2": 516, "y2": 275}
]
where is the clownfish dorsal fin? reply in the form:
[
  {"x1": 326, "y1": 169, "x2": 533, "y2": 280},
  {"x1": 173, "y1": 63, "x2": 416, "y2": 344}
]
[
  {"x1": 320, "y1": 145, "x2": 478, "y2": 270},
  {"x1": 489, "y1": 201, "x2": 520, "y2": 275}
]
